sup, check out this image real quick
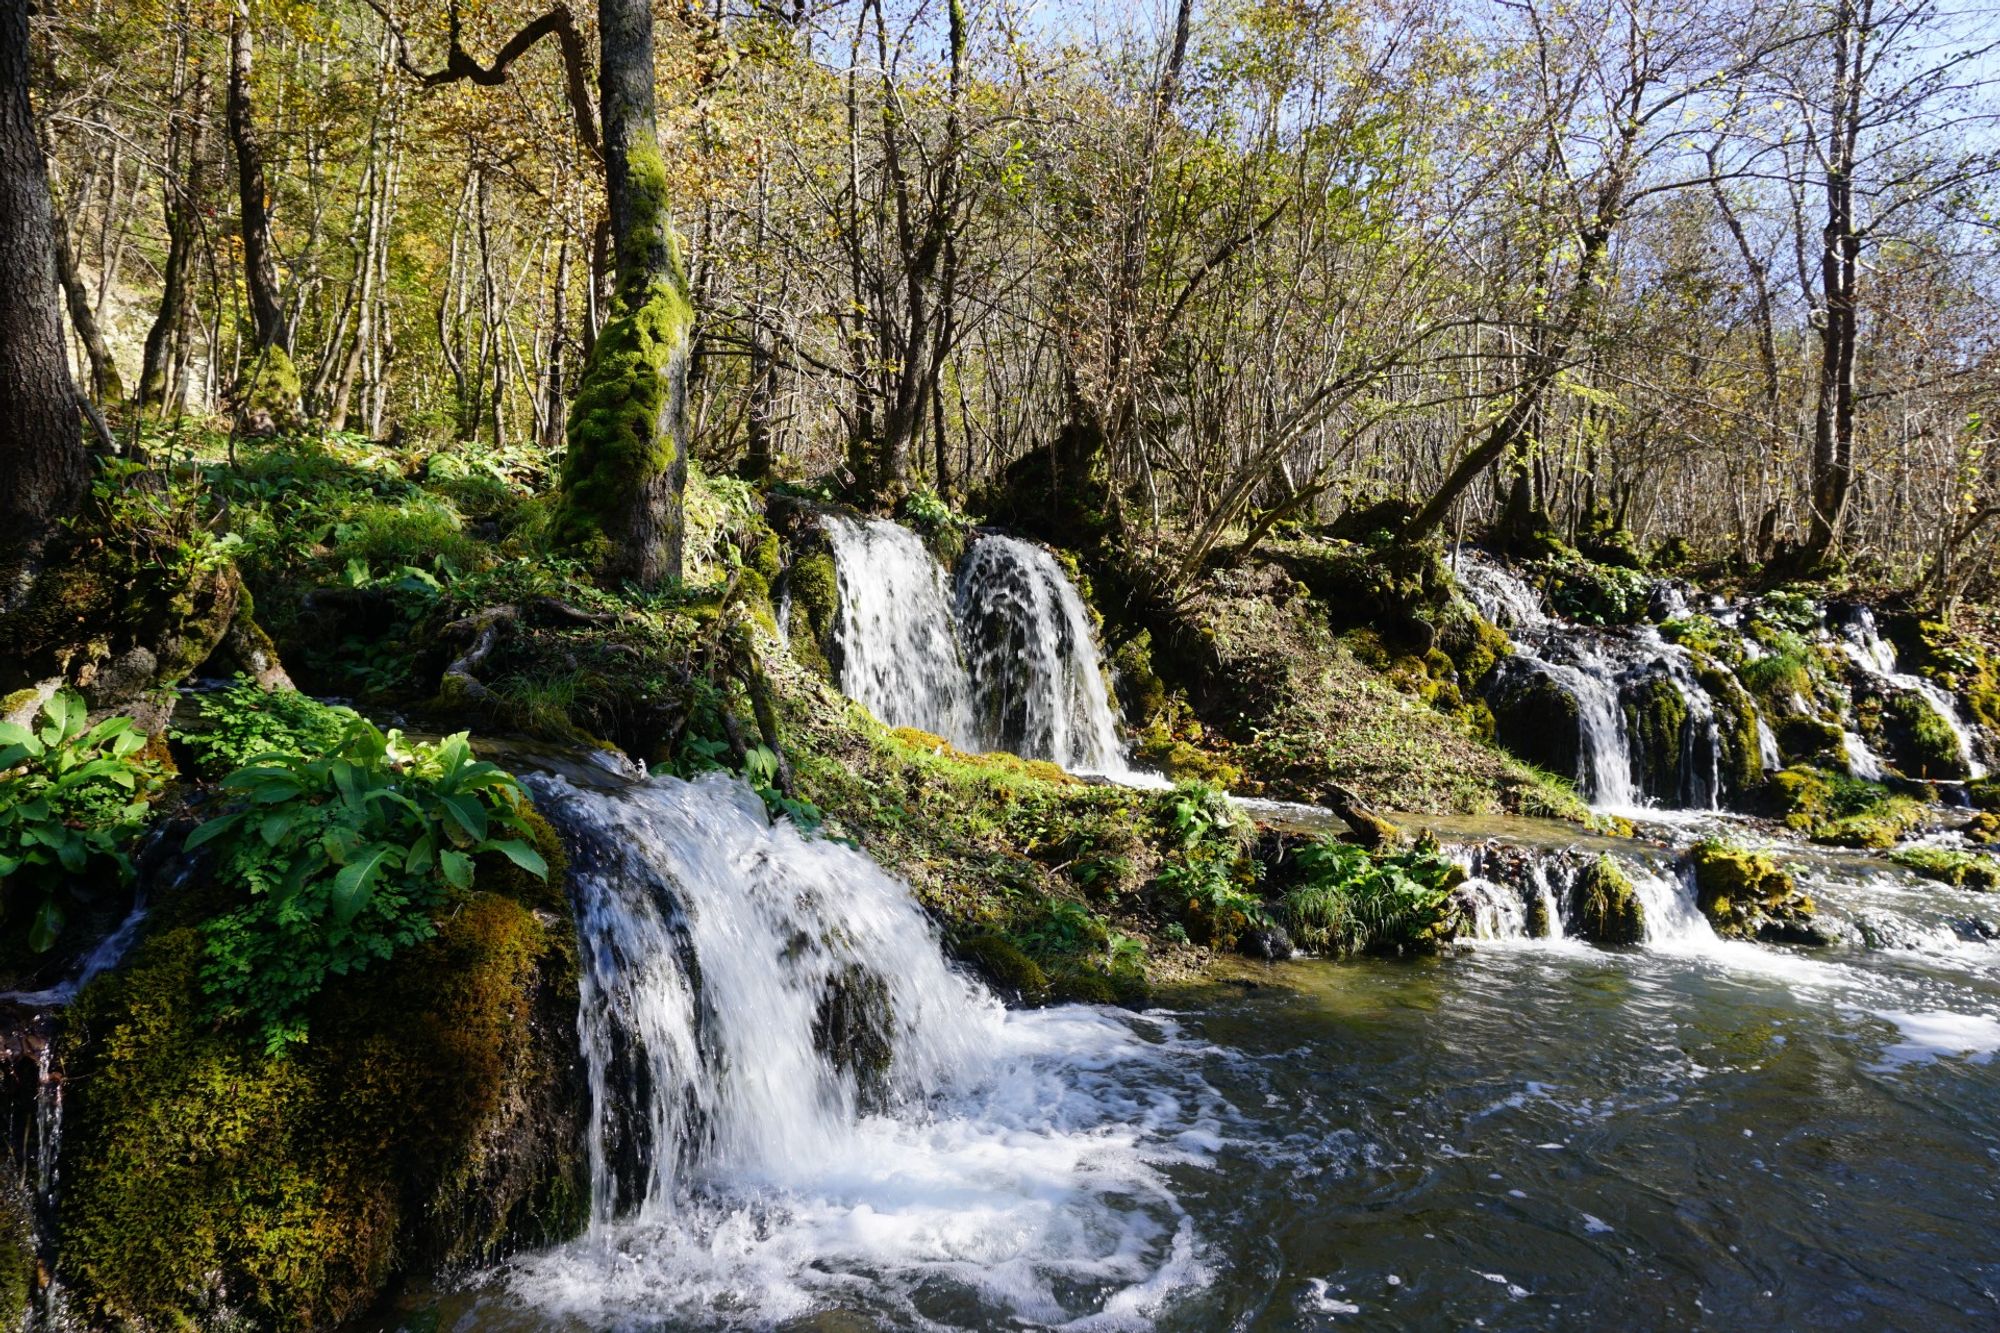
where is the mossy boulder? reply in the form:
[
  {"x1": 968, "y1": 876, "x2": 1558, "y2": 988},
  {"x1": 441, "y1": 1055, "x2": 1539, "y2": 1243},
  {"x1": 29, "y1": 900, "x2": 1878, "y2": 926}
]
[
  {"x1": 1485, "y1": 660, "x2": 1582, "y2": 779},
  {"x1": 1572, "y1": 854, "x2": 1645, "y2": 945},
  {"x1": 783, "y1": 550, "x2": 841, "y2": 682},
  {"x1": 1623, "y1": 675, "x2": 1688, "y2": 803},
  {"x1": 1774, "y1": 715, "x2": 1845, "y2": 768},
  {"x1": 1883, "y1": 690, "x2": 1970, "y2": 781},
  {"x1": 1692, "y1": 658, "x2": 1764, "y2": 796},
  {"x1": 58, "y1": 815, "x2": 585, "y2": 1329},
  {"x1": 952, "y1": 934, "x2": 1050, "y2": 1004},
  {"x1": 1889, "y1": 847, "x2": 2000, "y2": 892},
  {"x1": 1688, "y1": 840, "x2": 1820, "y2": 943}
]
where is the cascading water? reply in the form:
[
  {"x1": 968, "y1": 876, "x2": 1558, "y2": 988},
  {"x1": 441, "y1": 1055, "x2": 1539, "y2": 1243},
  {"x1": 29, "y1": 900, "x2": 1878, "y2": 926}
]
[
  {"x1": 1450, "y1": 843, "x2": 1717, "y2": 948},
  {"x1": 504, "y1": 771, "x2": 1211, "y2": 1327},
  {"x1": 822, "y1": 515, "x2": 975, "y2": 746},
  {"x1": 1834, "y1": 607, "x2": 1987, "y2": 778},
  {"x1": 821, "y1": 517, "x2": 1155, "y2": 782},
  {"x1": 954, "y1": 535, "x2": 1142, "y2": 780}
]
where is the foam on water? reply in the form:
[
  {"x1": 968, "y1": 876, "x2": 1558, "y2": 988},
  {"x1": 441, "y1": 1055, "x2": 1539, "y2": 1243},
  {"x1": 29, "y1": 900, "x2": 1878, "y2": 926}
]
[{"x1": 505, "y1": 772, "x2": 1212, "y2": 1328}]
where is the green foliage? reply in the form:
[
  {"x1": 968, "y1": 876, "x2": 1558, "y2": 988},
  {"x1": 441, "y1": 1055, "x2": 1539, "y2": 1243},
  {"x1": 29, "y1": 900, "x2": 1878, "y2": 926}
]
[
  {"x1": 189, "y1": 721, "x2": 547, "y2": 1053},
  {"x1": 1279, "y1": 834, "x2": 1461, "y2": 956},
  {"x1": 1154, "y1": 785, "x2": 1264, "y2": 948},
  {"x1": 0, "y1": 691, "x2": 162, "y2": 951},
  {"x1": 1767, "y1": 764, "x2": 1924, "y2": 847},
  {"x1": 742, "y1": 744, "x2": 824, "y2": 829},
  {"x1": 1536, "y1": 557, "x2": 1651, "y2": 626},
  {"x1": 1659, "y1": 614, "x2": 1727, "y2": 658},
  {"x1": 1890, "y1": 846, "x2": 2000, "y2": 891},
  {"x1": 174, "y1": 678, "x2": 358, "y2": 776}
]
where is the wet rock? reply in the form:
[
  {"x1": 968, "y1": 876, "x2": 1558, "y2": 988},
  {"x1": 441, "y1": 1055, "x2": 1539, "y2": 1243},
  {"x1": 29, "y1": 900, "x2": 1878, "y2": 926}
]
[
  {"x1": 1237, "y1": 924, "x2": 1295, "y2": 961},
  {"x1": 1688, "y1": 840, "x2": 1822, "y2": 944}
]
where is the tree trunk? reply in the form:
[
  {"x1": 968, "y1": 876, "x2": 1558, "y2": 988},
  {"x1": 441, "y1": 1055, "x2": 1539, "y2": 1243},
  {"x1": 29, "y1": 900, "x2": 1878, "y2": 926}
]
[
  {"x1": 53, "y1": 221, "x2": 122, "y2": 402},
  {"x1": 1804, "y1": 0, "x2": 1863, "y2": 564},
  {"x1": 552, "y1": 0, "x2": 691, "y2": 588},
  {"x1": 139, "y1": 44, "x2": 208, "y2": 413},
  {"x1": 228, "y1": 0, "x2": 298, "y2": 419},
  {"x1": 0, "y1": 0, "x2": 89, "y2": 588}
]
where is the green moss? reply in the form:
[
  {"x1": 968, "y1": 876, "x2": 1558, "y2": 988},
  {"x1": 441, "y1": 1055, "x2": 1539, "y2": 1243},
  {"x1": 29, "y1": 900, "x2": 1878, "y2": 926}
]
[
  {"x1": 1694, "y1": 659, "x2": 1764, "y2": 795},
  {"x1": 1884, "y1": 691, "x2": 1969, "y2": 780},
  {"x1": 1890, "y1": 847, "x2": 2000, "y2": 892},
  {"x1": 1774, "y1": 715, "x2": 1845, "y2": 768},
  {"x1": 0, "y1": 1185, "x2": 36, "y2": 1326},
  {"x1": 1487, "y1": 667, "x2": 1582, "y2": 779},
  {"x1": 1688, "y1": 840, "x2": 1817, "y2": 940},
  {"x1": 58, "y1": 812, "x2": 583, "y2": 1328},
  {"x1": 1766, "y1": 763, "x2": 1924, "y2": 848},
  {"x1": 237, "y1": 344, "x2": 302, "y2": 425},
  {"x1": 1573, "y1": 855, "x2": 1644, "y2": 945},
  {"x1": 784, "y1": 550, "x2": 840, "y2": 681},
  {"x1": 1624, "y1": 676, "x2": 1688, "y2": 802},
  {"x1": 953, "y1": 934, "x2": 1050, "y2": 1002},
  {"x1": 552, "y1": 145, "x2": 693, "y2": 583},
  {"x1": 1967, "y1": 778, "x2": 2000, "y2": 811}
]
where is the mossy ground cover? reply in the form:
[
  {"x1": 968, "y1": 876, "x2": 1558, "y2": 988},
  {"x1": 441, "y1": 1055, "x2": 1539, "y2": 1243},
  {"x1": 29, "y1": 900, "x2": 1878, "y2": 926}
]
[{"x1": 59, "y1": 813, "x2": 583, "y2": 1330}]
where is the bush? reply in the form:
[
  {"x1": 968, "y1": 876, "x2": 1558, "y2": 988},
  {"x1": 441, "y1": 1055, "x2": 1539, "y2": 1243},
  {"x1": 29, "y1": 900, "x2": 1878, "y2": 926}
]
[
  {"x1": 174, "y1": 678, "x2": 358, "y2": 775},
  {"x1": 0, "y1": 691, "x2": 163, "y2": 951},
  {"x1": 1280, "y1": 835, "x2": 1461, "y2": 956},
  {"x1": 1153, "y1": 783, "x2": 1264, "y2": 947},
  {"x1": 188, "y1": 721, "x2": 547, "y2": 1053}
]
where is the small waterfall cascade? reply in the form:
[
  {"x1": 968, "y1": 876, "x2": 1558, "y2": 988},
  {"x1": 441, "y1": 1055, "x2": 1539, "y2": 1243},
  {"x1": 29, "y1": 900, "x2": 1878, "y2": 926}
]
[
  {"x1": 1834, "y1": 607, "x2": 1987, "y2": 779},
  {"x1": 541, "y1": 770, "x2": 998, "y2": 1219},
  {"x1": 1450, "y1": 843, "x2": 1716, "y2": 948},
  {"x1": 1458, "y1": 552, "x2": 1729, "y2": 811},
  {"x1": 821, "y1": 517, "x2": 1153, "y2": 781},
  {"x1": 1, "y1": 1009, "x2": 64, "y2": 1323},
  {"x1": 954, "y1": 535, "x2": 1136, "y2": 779},
  {"x1": 512, "y1": 771, "x2": 1206, "y2": 1325},
  {"x1": 822, "y1": 515, "x2": 975, "y2": 747}
]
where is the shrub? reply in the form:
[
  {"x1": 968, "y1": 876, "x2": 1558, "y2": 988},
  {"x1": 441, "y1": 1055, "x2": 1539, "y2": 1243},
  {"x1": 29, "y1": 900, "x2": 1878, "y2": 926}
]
[
  {"x1": 1280, "y1": 835, "x2": 1460, "y2": 956},
  {"x1": 0, "y1": 691, "x2": 163, "y2": 951},
  {"x1": 174, "y1": 678, "x2": 358, "y2": 775},
  {"x1": 188, "y1": 721, "x2": 547, "y2": 1053}
]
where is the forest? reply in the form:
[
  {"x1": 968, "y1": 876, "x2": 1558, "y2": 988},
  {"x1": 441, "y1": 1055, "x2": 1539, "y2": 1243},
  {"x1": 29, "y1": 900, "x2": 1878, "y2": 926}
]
[{"x1": 1, "y1": 0, "x2": 1998, "y2": 1328}]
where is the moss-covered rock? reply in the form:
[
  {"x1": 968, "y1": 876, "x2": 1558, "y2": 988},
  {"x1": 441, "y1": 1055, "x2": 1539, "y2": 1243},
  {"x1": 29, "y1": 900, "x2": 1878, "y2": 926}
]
[
  {"x1": 1889, "y1": 847, "x2": 2000, "y2": 892},
  {"x1": 1883, "y1": 690, "x2": 1970, "y2": 780},
  {"x1": 952, "y1": 934, "x2": 1050, "y2": 1003},
  {"x1": 1773, "y1": 714, "x2": 1845, "y2": 768},
  {"x1": 1623, "y1": 675, "x2": 1688, "y2": 803},
  {"x1": 783, "y1": 549, "x2": 841, "y2": 682},
  {"x1": 1572, "y1": 854, "x2": 1645, "y2": 945},
  {"x1": 1688, "y1": 840, "x2": 1820, "y2": 942},
  {"x1": 58, "y1": 814, "x2": 584, "y2": 1329},
  {"x1": 1486, "y1": 662, "x2": 1582, "y2": 780},
  {"x1": 1693, "y1": 657, "x2": 1764, "y2": 796}
]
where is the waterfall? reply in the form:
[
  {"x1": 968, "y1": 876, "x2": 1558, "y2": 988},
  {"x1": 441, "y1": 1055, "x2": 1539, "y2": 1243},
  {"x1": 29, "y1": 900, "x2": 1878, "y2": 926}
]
[
  {"x1": 822, "y1": 515, "x2": 975, "y2": 746},
  {"x1": 955, "y1": 535, "x2": 1139, "y2": 780},
  {"x1": 822, "y1": 517, "x2": 1154, "y2": 781},
  {"x1": 1451, "y1": 844, "x2": 1713, "y2": 948},
  {"x1": 508, "y1": 772, "x2": 1209, "y2": 1326},
  {"x1": 1834, "y1": 608, "x2": 1987, "y2": 779}
]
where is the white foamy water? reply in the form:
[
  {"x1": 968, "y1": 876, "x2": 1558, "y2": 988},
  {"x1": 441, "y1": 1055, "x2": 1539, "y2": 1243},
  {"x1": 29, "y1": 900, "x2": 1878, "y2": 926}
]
[
  {"x1": 1835, "y1": 608, "x2": 1987, "y2": 779},
  {"x1": 822, "y1": 517, "x2": 1162, "y2": 785},
  {"x1": 823, "y1": 514, "x2": 976, "y2": 746},
  {"x1": 505, "y1": 772, "x2": 1213, "y2": 1328}
]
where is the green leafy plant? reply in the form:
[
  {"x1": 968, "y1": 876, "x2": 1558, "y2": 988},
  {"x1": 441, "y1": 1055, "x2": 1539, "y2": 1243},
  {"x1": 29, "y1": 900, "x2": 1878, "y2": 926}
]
[
  {"x1": 188, "y1": 720, "x2": 547, "y2": 1053},
  {"x1": 0, "y1": 691, "x2": 162, "y2": 950},
  {"x1": 1154, "y1": 782, "x2": 1264, "y2": 946},
  {"x1": 1281, "y1": 835, "x2": 1461, "y2": 956},
  {"x1": 744, "y1": 743, "x2": 824, "y2": 829},
  {"x1": 174, "y1": 677, "x2": 359, "y2": 775}
]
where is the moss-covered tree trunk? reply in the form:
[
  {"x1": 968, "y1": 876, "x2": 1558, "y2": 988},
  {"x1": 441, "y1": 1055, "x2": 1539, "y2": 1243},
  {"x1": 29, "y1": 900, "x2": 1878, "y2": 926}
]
[
  {"x1": 0, "y1": 0, "x2": 89, "y2": 602},
  {"x1": 552, "y1": 0, "x2": 692, "y2": 589},
  {"x1": 227, "y1": 1, "x2": 300, "y2": 424}
]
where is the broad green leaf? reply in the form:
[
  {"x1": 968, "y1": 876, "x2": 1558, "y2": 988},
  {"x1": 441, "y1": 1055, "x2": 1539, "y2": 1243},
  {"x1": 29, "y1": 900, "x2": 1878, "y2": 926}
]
[
  {"x1": 28, "y1": 896, "x2": 63, "y2": 952},
  {"x1": 185, "y1": 808, "x2": 245, "y2": 850},
  {"x1": 438, "y1": 792, "x2": 489, "y2": 842},
  {"x1": 484, "y1": 839, "x2": 548, "y2": 880},
  {"x1": 331, "y1": 846, "x2": 394, "y2": 924},
  {"x1": 439, "y1": 848, "x2": 473, "y2": 890}
]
